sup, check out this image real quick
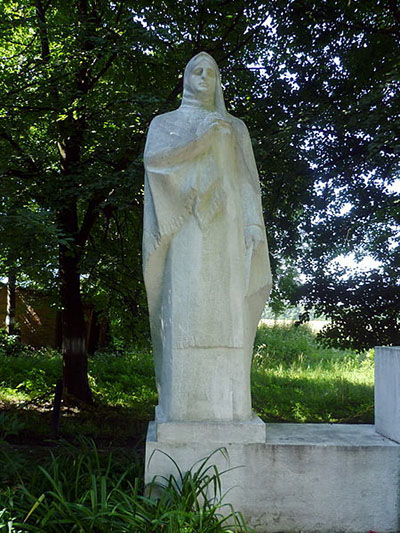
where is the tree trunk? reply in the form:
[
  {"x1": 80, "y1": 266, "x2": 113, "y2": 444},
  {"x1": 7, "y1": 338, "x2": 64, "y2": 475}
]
[
  {"x1": 6, "y1": 269, "x2": 16, "y2": 335},
  {"x1": 59, "y1": 244, "x2": 92, "y2": 404}
]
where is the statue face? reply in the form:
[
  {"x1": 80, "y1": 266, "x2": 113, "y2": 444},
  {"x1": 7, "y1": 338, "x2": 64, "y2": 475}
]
[{"x1": 189, "y1": 60, "x2": 217, "y2": 97}]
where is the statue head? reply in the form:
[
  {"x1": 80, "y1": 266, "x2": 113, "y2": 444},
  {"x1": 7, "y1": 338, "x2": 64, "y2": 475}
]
[{"x1": 182, "y1": 52, "x2": 227, "y2": 115}]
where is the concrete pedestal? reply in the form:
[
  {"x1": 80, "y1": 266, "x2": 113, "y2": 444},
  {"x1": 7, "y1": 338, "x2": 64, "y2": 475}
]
[
  {"x1": 375, "y1": 346, "x2": 400, "y2": 443},
  {"x1": 145, "y1": 346, "x2": 400, "y2": 531},
  {"x1": 145, "y1": 422, "x2": 400, "y2": 533},
  {"x1": 154, "y1": 416, "x2": 266, "y2": 444}
]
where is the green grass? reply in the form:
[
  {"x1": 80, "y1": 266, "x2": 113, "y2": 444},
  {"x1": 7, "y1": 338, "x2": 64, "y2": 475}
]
[
  {"x1": 0, "y1": 346, "x2": 157, "y2": 446},
  {"x1": 252, "y1": 324, "x2": 374, "y2": 423},
  {"x1": 0, "y1": 324, "x2": 374, "y2": 445}
]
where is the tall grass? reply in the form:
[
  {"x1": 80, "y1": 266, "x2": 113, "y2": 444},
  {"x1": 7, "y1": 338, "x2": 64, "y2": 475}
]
[{"x1": 252, "y1": 324, "x2": 374, "y2": 423}]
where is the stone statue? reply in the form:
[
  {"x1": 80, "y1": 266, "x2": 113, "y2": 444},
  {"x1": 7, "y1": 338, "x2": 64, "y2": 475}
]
[{"x1": 143, "y1": 52, "x2": 272, "y2": 423}]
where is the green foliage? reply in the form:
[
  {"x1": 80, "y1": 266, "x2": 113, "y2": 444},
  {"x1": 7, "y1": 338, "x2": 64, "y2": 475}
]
[
  {"x1": 252, "y1": 325, "x2": 374, "y2": 423},
  {"x1": 0, "y1": 345, "x2": 155, "y2": 412},
  {"x1": 0, "y1": 330, "x2": 29, "y2": 358},
  {"x1": 265, "y1": 0, "x2": 400, "y2": 347},
  {"x1": 0, "y1": 348, "x2": 155, "y2": 445},
  {"x1": 89, "y1": 350, "x2": 156, "y2": 413},
  {"x1": 300, "y1": 270, "x2": 400, "y2": 351},
  {"x1": 0, "y1": 438, "x2": 141, "y2": 532},
  {"x1": 0, "y1": 412, "x2": 26, "y2": 442},
  {"x1": 144, "y1": 449, "x2": 249, "y2": 532},
  {"x1": 0, "y1": 441, "x2": 249, "y2": 532},
  {"x1": 0, "y1": 0, "x2": 277, "y2": 347},
  {"x1": 0, "y1": 0, "x2": 398, "y2": 351},
  {"x1": 0, "y1": 348, "x2": 61, "y2": 399},
  {"x1": 254, "y1": 323, "x2": 317, "y2": 365},
  {"x1": 267, "y1": 264, "x2": 302, "y2": 319}
]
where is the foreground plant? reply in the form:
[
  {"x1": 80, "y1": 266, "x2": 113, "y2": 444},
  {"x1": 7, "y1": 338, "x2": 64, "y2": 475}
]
[
  {"x1": 0, "y1": 440, "x2": 250, "y2": 532},
  {"x1": 144, "y1": 448, "x2": 250, "y2": 532}
]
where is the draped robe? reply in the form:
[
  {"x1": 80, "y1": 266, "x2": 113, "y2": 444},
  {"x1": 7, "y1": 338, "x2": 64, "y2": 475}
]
[{"x1": 143, "y1": 57, "x2": 272, "y2": 422}]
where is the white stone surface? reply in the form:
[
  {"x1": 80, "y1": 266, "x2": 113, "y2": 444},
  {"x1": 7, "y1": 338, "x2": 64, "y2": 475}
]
[
  {"x1": 146, "y1": 423, "x2": 400, "y2": 532},
  {"x1": 152, "y1": 416, "x2": 266, "y2": 444},
  {"x1": 142, "y1": 52, "x2": 272, "y2": 422},
  {"x1": 375, "y1": 346, "x2": 400, "y2": 443}
]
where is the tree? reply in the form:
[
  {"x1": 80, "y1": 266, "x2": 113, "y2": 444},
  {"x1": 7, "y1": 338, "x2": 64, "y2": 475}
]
[
  {"x1": 1, "y1": 0, "x2": 289, "y2": 401},
  {"x1": 258, "y1": 0, "x2": 400, "y2": 348},
  {"x1": 1, "y1": 0, "x2": 145, "y2": 401},
  {"x1": 299, "y1": 269, "x2": 400, "y2": 351},
  {"x1": 3, "y1": 0, "x2": 397, "y2": 384}
]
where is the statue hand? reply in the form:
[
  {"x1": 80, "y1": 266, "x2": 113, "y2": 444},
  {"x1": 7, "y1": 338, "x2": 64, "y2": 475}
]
[
  {"x1": 210, "y1": 118, "x2": 233, "y2": 136},
  {"x1": 197, "y1": 114, "x2": 232, "y2": 138},
  {"x1": 245, "y1": 225, "x2": 264, "y2": 250}
]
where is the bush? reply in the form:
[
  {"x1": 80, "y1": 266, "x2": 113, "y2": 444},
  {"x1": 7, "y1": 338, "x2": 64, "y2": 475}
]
[
  {"x1": 0, "y1": 329, "x2": 28, "y2": 358},
  {"x1": 254, "y1": 324, "x2": 316, "y2": 365},
  {"x1": 0, "y1": 350, "x2": 62, "y2": 398},
  {"x1": 0, "y1": 412, "x2": 26, "y2": 442}
]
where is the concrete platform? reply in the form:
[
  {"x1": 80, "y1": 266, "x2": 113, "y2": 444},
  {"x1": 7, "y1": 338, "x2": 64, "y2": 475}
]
[
  {"x1": 145, "y1": 422, "x2": 400, "y2": 532},
  {"x1": 265, "y1": 422, "x2": 396, "y2": 445},
  {"x1": 154, "y1": 416, "x2": 266, "y2": 443}
]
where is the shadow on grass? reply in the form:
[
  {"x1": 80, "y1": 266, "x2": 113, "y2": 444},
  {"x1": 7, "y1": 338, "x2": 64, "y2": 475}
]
[
  {"x1": 0, "y1": 349, "x2": 157, "y2": 447},
  {"x1": 0, "y1": 403, "x2": 151, "y2": 449}
]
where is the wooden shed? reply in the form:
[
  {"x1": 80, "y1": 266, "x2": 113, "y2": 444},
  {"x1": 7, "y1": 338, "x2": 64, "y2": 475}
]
[{"x1": 0, "y1": 284, "x2": 108, "y2": 352}]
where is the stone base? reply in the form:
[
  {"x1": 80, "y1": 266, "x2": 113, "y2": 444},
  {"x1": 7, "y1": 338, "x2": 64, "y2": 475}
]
[
  {"x1": 375, "y1": 346, "x2": 400, "y2": 443},
  {"x1": 145, "y1": 422, "x2": 400, "y2": 532},
  {"x1": 153, "y1": 416, "x2": 266, "y2": 444}
]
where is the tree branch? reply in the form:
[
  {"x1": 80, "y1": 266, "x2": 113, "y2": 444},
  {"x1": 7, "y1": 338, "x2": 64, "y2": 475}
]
[
  {"x1": 1, "y1": 34, "x2": 37, "y2": 58},
  {"x1": 34, "y1": 0, "x2": 59, "y2": 105},
  {"x1": 216, "y1": 15, "x2": 269, "y2": 64},
  {"x1": 35, "y1": 0, "x2": 51, "y2": 62},
  {"x1": 219, "y1": 7, "x2": 245, "y2": 44},
  {"x1": 194, "y1": 3, "x2": 206, "y2": 46},
  {"x1": 77, "y1": 194, "x2": 108, "y2": 249},
  {"x1": 86, "y1": 49, "x2": 119, "y2": 92},
  {"x1": 5, "y1": 104, "x2": 57, "y2": 112},
  {"x1": 0, "y1": 130, "x2": 40, "y2": 173}
]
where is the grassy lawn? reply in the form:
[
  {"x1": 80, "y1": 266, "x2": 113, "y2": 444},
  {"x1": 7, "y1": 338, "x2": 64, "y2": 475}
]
[
  {"x1": 0, "y1": 324, "x2": 374, "y2": 446},
  {"x1": 252, "y1": 324, "x2": 374, "y2": 424},
  {"x1": 0, "y1": 347, "x2": 157, "y2": 447}
]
